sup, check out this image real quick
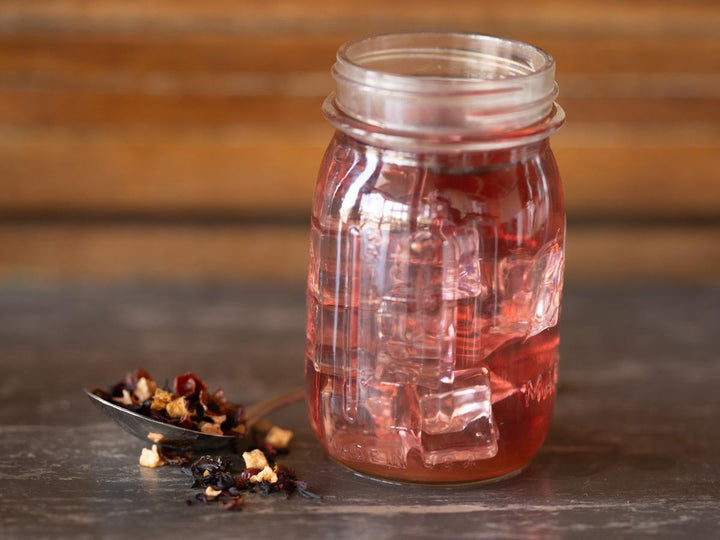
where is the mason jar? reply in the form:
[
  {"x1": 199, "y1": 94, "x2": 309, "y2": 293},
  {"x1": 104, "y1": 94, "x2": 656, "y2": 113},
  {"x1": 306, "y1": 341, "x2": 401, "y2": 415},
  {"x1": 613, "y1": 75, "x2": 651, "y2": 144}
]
[{"x1": 305, "y1": 32, "x2": 565, "y2": 484}]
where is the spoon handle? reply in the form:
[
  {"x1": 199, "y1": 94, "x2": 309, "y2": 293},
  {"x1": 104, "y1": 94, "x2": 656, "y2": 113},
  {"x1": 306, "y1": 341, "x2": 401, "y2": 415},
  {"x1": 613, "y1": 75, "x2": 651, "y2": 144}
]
[{"x1": 243, "y1": 387, "x2": 305, "y2": 428}]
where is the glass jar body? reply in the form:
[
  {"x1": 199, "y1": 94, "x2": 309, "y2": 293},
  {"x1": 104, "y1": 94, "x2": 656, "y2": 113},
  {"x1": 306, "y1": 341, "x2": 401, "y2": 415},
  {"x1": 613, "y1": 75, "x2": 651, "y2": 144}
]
[{"x1": 305, "y1": 132, "x2": 565, "y2": 484}]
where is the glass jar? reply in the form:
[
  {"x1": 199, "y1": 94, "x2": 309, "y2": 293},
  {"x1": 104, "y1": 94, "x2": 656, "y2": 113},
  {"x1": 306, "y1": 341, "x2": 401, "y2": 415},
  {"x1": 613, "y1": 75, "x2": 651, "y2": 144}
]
[{"x1": 305, "y1": 32, "x2": 565, "y2": 484}]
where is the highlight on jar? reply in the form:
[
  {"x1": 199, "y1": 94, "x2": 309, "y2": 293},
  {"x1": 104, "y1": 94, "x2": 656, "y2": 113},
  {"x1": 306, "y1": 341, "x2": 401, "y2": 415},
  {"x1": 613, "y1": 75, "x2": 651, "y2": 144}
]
[{"x1": 305, "y1": 32, "x2": 566, "y2": 485}]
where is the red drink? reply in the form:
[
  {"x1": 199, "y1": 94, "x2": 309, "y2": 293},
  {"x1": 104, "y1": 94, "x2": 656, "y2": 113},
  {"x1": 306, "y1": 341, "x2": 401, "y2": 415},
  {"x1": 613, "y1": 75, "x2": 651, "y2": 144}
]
[
  {"x1": 306, "y1": 329, "x2": 558, "y2": 483},
  {"x1": 306, "y1": 33, "x2": 565, "y2": 484}
]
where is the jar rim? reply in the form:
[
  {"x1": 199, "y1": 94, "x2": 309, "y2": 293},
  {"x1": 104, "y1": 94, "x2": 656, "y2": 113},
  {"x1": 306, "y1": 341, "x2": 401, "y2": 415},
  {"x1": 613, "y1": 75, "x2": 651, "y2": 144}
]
[
  {"x1": 327, "y1": 32, "x2": 563, "y2": 151},
  {"x1": 335, "y1": 31, "x2": 556, "y2": 96}
]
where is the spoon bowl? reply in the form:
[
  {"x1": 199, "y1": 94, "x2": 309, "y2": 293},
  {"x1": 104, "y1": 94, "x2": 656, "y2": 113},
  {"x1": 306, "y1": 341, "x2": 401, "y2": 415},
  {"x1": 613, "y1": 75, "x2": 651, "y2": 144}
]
[{"x1": 85, "y1": 387, "x2": 304, "y2": 452}]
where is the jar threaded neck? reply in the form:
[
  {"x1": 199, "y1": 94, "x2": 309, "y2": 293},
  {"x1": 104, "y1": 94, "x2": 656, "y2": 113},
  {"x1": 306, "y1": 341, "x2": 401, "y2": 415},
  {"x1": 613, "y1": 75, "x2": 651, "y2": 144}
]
[{"x1": 325, "y1": 32, "x2": 564, "y2": 151}]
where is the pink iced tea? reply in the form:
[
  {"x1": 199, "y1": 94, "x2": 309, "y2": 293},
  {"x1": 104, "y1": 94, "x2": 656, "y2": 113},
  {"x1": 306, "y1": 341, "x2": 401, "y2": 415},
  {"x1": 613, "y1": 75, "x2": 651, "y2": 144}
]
[{"x1": 305, "y1": 133, "x2": 564, "y2": 484}]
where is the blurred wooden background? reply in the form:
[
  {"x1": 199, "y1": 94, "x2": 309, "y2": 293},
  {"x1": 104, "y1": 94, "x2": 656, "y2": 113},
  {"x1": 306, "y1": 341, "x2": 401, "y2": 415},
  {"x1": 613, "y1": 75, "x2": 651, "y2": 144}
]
[{"x1": 0, "y1": 0, "x2": 718, "y2": 284}]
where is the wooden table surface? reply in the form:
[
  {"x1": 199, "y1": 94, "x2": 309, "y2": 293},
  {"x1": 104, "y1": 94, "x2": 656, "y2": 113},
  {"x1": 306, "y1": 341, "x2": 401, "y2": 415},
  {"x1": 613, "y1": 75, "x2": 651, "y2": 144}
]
[{"x1": 1, "y1": 285, "x2": 718, "y2": 538}]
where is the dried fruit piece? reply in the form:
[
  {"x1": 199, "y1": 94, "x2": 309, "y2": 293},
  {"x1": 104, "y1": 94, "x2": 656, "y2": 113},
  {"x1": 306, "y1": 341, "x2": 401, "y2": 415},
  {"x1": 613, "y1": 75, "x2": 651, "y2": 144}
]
[
  {"x1": 204, "y1": 486, "x2": 222, "y2": 500},
  {"x1": 265, "y1": 426, "x2": 293, "y2": 449},
  {"x1": 250, "y1": 465, "x2": 278, "y2": 484},
  {"x1": 139, "y1": 444, "x2": 166, "y2": 468},
  {"x1": 150, "y1": 388, "x2": 174, "y2": 411},
  {"x1": 166, "y1": 397, "x2": 190, "y2": 419},
  {"x1": 113, "y1": 389, "x2": 136, "y2": 406},
  {"x1": 147, "y1": 432, "x2": 164, "y2": 443},
  {"x1": 134, "y1": 377, "x2": 157, "y2": 402},
  {"x1": 197, "y1": 422, "x2": 223, "y2": 436},
  {"x1": 242, "y1": 449, "x2": 269, "y2": 470}
]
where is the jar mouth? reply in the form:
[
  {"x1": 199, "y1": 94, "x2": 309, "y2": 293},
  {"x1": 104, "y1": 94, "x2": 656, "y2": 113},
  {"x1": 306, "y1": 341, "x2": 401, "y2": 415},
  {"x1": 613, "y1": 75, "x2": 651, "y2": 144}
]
[
  {"x1": 336, "y1": 32, "x2": 555, "y2": 94},
  {"x1": 329, "y1": 32, "x2": 563, "y2": 149}
]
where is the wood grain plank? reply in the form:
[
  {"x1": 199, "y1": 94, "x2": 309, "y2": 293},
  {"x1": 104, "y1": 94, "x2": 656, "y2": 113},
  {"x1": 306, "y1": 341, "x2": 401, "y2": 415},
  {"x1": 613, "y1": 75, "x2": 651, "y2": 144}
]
[
  {"x1": 2, "y1": 0, "x2": 718, "y2": 36},
  {"x1": 0, "y1": 125, "x2": 329, "y2": 215},
  {"x1": 0, "y1": 90, "x2": 716, "y2": 127},
  {"x1": 0, "y1": 125, "x2": 717, "y2": 218},
  {"x1": 566, "y1": 226, "x2": 720, "y2": 283},
  {"x1": 0, "y1": 224, "x2": 310, "y2": 282},
  {"x1": 0, "y1": 223, "x2": 717, "y2": 283},
  {"x1": 0, "y1": 91, "x2": 326, "y2": 127},
  {"x1": 0, "y1": 33, "x2": 718, "y2": 76}
]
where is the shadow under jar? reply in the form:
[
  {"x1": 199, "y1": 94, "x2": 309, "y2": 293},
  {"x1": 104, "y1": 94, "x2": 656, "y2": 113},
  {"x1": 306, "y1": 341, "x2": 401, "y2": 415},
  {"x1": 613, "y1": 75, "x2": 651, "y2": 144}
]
[{"x1": 305, "y1": 32, "x2": 566, "y2": 485}]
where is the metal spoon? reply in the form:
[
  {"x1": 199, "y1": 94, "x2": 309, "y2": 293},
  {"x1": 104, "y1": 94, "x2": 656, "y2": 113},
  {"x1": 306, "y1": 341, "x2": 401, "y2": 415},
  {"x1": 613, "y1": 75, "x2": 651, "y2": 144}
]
[{"x1": 85, "y1": 387, "x2": 305, "y2": 452}]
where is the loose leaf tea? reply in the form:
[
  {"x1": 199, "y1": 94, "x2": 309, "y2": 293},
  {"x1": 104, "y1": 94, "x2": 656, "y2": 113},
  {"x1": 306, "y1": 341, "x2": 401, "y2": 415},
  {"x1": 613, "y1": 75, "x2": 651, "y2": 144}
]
[
  {"x1": 178, "y1": 449, "x2": 320, "y2": 511},
  {"x1": 92, "y1": 369, "x2": 246, "y2": 436},
  {"x1": 92, "y1": 369, "x2": 315, "y2": 511}
]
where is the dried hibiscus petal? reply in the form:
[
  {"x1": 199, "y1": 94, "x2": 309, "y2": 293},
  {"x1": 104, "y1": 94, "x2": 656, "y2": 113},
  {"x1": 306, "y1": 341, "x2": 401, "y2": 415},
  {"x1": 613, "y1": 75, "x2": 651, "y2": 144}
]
[
  {"x1": 174, "y1": 372, "x2": 208, "y2": 397},
  {"x1": 188, "y1": 455, "x2": 233, "y2": 483},
  {"x1": 210, "y1": 388, "x2": 231, "y2": 411},
  {"x1": 209, "y1": 473, "x2": 235, "y2": 491},
  {"x1": 199, "y1": 389, "x2": 228, "y2": 417}
]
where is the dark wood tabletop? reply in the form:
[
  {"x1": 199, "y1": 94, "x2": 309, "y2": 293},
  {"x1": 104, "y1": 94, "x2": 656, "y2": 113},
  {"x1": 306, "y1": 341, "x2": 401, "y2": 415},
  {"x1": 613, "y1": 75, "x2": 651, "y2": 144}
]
[{"x1": 1, "y1": 284, "x2": 718, "y2": 539}]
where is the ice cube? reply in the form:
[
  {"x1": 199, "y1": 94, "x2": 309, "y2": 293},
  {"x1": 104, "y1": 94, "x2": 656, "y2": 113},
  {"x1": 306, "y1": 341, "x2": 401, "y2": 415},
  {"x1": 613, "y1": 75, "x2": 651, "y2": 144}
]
[
  {"x1": 374, "y1": 288, "x2": 456, "y2": 387},
  {"x1": 417, "y1": 369, "x2": 499, "y2": 466},
  {"x1": 355, "y1": 217, "x2": 411, "y2": 299},
  {"x1": 466, "y1": 240, "x2": 563, "y2": 359},
  {"x1": 419, "y1": 384, "x2": 493, "y2": 435},
  {"x1": 529, "y1": 240, "x2": 564, "y2": 337},
  {"x1": 495, "y1": 253, "x2": 536, "y2": 335},
  {"x1": 319, "y1": 377, "x2": 342, "y2": 438},
  {"x1": 420, "y1": 417, "x2": 498, "y2": 467},
  {"x1": 370, "y1": 222, "x2": 462, "y2": 387},
  {"x1": 362, "y1": 379, "x2": 420, "y2": 434},
  {"x1": 327, "y1": 431, "x2": 414, "y2": 469},
  {"x1": 494, "y1": 240, "x2": 564, "y2": 339},
  {"x1": 372, "y1": 163, "x2": 422, "y2": 206},
  {"x1": 454, "y1": 226, "x2": 483, "y2": 298},
  {"x1": 324, "y1": 379, "x2": 421, "y2": 470}
]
